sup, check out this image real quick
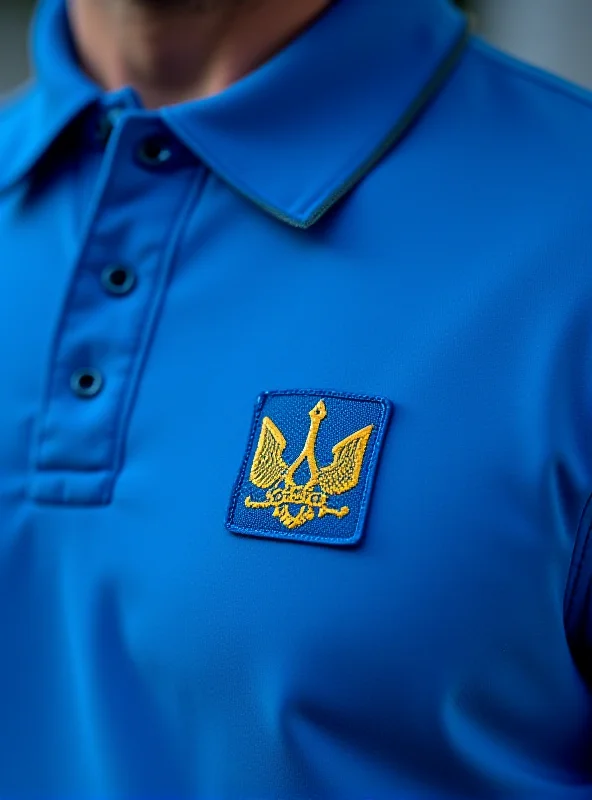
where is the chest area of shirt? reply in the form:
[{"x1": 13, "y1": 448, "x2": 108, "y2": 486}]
[{"x1": 0, "y1": 185, "x2": 588, "y2": 775}]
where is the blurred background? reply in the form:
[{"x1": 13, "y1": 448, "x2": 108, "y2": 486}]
[{"x1": 1, "y1": 0, "x2": 592, "y2": 94}]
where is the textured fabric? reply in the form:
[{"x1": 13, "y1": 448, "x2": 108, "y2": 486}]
[
  {"x1": 227, "y1": 390, "x2": 392, "y2": 545},
  {"x1": 0, "y1": 0, "x2": 592, "y2": 797}
]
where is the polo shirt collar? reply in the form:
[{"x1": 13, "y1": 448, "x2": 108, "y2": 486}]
[
  {"x1": 1, "y1": 0, "x2": 468, "y2": 227},
  {"x1": 0, "y1": 0, "x2": 99, "y2": 192}
]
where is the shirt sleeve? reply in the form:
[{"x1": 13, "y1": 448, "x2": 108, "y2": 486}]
[{"x1": 565, "y1": 492, "x2": 592, "y2": 684}]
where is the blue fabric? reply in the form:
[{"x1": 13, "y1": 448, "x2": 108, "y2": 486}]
[
  {"x1": 565, "y1": 496, "x2": 592, "y2": 684},
  {"x1": 0, "y1": 0, "x2": 592, "y2": 796}
]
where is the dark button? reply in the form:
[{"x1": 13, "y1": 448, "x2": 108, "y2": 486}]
[
  {"x1": 70, "y1": 369, "x2": 104, "y2": 399},
  {"x1": 136, "y1": 136, "x2": 173, "y2": 168},
  {"x1": 101, "y1": 265, "x2": 136, "y2": 296}
]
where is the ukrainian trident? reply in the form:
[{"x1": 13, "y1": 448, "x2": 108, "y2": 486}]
[{"x1": 245, "y1": 400, "x2": 374, "y2": 531}]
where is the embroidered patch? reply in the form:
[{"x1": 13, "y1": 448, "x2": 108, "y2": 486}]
[{"x1": 226, "y1": 390, "x2": 392, "y2": 546}]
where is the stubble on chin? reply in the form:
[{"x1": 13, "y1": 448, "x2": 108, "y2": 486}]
[{"x1": 111, "y1": 0, "x2": 252, "y2": 12}]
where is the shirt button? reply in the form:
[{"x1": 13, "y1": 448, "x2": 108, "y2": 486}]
[
  {"x1": 136, "y1": 135, "x2": 173, "y2": 168},
  {"x1": 70, "y1": 369, "x2": 104, "y2": 399},
  {"x1": 101, "y1": 264, "x2": 136, "y2": 296}
]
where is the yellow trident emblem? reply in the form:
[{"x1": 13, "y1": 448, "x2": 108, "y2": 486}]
[{"x1": 245, "y1": 400, "x2": 374, "y2": 530}]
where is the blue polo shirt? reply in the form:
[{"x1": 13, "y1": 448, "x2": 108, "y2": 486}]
[{"x1": 1, "y1": 0, "x2": 592, "y2": 796}]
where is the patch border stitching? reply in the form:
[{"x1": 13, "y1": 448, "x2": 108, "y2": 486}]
[{"x1": 226, "y1": 389, "x2": 393, "y2": 546}]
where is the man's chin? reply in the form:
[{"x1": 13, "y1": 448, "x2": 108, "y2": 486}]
[{"x1": 116, "y1": 0, "x2": 252, "y2": 12}]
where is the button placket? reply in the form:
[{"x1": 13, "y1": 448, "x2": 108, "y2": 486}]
[{"x1": 30, "y1": 118, "x2": 199, "y2": 505}]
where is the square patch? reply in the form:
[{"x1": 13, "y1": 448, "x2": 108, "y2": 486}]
[{"x1": 226, "y1": 390, "x2": 392, "y2": 546}]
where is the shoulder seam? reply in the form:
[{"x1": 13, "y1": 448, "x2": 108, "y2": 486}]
[{"x1": 469, "y1": 36, "x2": 592, "y2": 115}]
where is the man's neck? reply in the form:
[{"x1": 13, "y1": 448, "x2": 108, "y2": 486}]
[{"x1": 67, "y1": 0, "x2": 332, "y2": 109}]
